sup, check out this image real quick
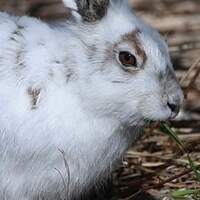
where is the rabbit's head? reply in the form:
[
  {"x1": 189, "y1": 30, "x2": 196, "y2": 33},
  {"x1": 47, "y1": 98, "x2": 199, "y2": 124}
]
[{"x1": 63, "y1": 0, "x2": 184, "y2": 125}]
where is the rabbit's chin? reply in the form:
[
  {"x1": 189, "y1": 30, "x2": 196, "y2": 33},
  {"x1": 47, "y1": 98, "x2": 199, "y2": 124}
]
[{"x1": 141, "y1": 106, "x2": 175, "y2": 123}]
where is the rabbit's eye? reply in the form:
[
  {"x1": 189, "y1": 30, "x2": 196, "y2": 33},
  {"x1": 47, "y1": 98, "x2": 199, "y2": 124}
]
[{"x1": 119, "y1": 51, "x2": 137, "y2": 68}]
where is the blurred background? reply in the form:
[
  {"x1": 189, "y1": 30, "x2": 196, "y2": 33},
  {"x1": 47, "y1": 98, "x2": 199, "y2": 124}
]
[{"x1": 0, "y1": 0, "x2": 199, "y2": 199}]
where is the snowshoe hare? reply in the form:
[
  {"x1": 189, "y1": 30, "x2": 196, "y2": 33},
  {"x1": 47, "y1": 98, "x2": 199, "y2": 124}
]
[{"x1": 0, "y1": 0, "x2": 183, "y2": 199}]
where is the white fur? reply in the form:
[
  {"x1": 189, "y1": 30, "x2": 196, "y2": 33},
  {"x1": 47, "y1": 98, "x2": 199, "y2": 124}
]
[
  {"x1": 62, "y1": 0, "x2": 77, "y2": 10},
  {"x1": 0, "y1": 1, "x2": 183, "y2": 199}
]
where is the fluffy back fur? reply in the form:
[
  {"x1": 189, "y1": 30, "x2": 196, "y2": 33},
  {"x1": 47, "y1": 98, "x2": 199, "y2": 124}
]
[{"x1": 0, "y1": 0, "x2": 183, "y2": 199}]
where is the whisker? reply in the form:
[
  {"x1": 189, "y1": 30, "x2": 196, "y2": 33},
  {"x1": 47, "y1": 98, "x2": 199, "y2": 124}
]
[{"x1": 112, "y1": 80, "x2": 127, "y2": 84}]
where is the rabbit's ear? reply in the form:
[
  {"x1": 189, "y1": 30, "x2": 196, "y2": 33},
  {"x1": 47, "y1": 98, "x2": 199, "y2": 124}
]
[{"x1": 62, "y1": 0, "x2": 109, "y2": 22}]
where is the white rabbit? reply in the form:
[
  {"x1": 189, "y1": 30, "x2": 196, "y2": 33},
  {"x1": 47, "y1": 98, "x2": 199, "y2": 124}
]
[{"x1": 0, "y1": 0, "x2": 183, "y2": 199}]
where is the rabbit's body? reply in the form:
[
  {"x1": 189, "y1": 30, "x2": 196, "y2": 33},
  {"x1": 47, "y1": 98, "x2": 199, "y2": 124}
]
[
  {"x1": 0, "y1": 11, "x2": 139, "y2": 200},
  {"x1": 0, "y1": 0, "x2": 183, "y2": 199},
  {"x1": 0, "y1": 12, "x2": 126, "y2": 199}
]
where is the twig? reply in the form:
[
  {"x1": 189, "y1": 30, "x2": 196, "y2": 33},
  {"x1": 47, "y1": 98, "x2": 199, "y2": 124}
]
[
  {"x1": 180, "y1": 57, "x2": 200, "y2": 86},
  {"x1": 187, "y1": 64, "x2": 200, "y2": 91},
  {"x1": 170, "y1": 41, "x2": 200, "y2": 53}
]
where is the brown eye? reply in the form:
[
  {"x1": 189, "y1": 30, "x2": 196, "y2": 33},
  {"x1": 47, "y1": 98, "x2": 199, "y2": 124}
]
[{"x1": 119, "y1": 51, "x2": 137, "y2": 68}]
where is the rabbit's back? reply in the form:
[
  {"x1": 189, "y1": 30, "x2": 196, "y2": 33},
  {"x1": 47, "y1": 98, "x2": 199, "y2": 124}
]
[
  {"x1": 0, "y1": 12, "x2": 117, "y2": 200},
  {"x1": 0, "y1": 12, "x2": 72, "y2": 130},
  {"x1": 0, "y1": 12, "x2": 69, "y2": 86}
]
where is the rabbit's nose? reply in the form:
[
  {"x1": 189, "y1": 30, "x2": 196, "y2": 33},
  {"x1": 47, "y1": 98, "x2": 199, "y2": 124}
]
[
  {"x1": 167, "y1": 101, "x2": 180, "y2": 119},
  {"x1": 166, "y1": 84, "x2": 184, "y2": 119}
]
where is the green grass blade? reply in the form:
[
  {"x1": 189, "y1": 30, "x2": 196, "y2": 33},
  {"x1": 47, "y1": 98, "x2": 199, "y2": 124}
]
[
  {"x1": 160, "y1": 123, "x2": 200, "y2": 182},
  {"x1": 160, "y1": 123, "x2": 186, "y2": 152},
  {"x1": 187, "y1": 154, "x2": 200, "y2": 182},
  {"x1": 172, "y1": 189, "x2": 200, "y2": 199}
]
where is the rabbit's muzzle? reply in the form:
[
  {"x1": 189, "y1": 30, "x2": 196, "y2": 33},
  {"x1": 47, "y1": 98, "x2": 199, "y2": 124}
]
[
  {"x1": 140, "y1": 68, "x2": 184, "y2": 122},
  {"x1": 163, "y1": 69, "x2": 184, "y2": 119}
]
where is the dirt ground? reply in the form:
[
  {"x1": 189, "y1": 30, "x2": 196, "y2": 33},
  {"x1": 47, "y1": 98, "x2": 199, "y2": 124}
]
[{"x1": 0, "y1": 0, "x2": 199, "y2": 199}]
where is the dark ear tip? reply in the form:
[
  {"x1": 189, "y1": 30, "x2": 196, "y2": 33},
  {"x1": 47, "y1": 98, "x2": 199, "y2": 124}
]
[{"x1": 76, "y1": 0, "x2": 109, "y2": 22}]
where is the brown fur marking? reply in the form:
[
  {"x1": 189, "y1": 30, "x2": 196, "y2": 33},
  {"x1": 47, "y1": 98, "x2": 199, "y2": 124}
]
[
  {"x1": 27, "y1": 88, "x2": 41, "y2": 110},
  {"x1": 122, "y1": 29, "x2": 147, "y2": 66},
  {"x1": 10, "y1": 24, "x2": 27, "y2": 76}
]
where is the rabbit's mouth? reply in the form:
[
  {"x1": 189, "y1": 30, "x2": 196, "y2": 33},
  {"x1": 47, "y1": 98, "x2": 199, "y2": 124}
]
[
  {"x1": 139, "y1": 85, "x2": 184, "y2": 123},
  {"x1": 144, "y1": 119, "x2": 164, "y2": 126},
  {"x1": 141, "y1": 104, "x2": 181, "y2": 123}
]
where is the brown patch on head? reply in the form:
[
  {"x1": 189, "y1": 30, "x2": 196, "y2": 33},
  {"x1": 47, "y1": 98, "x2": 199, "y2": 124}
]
[
  {"x1": 122, "y1": 29, "x2": 147, "y2": 66},
  {"x1": 87, "y1": 41, "x2": 114, "y2": 72},
  {"x1": 87, "y1": 44, "x2": 99, "y2": 61},
  {"x1": 27, "y1": 88, "x2": 41, "y2": 110},
  {"x1": 103, "y1": 42, "x2": 115, "y2": 63}
]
